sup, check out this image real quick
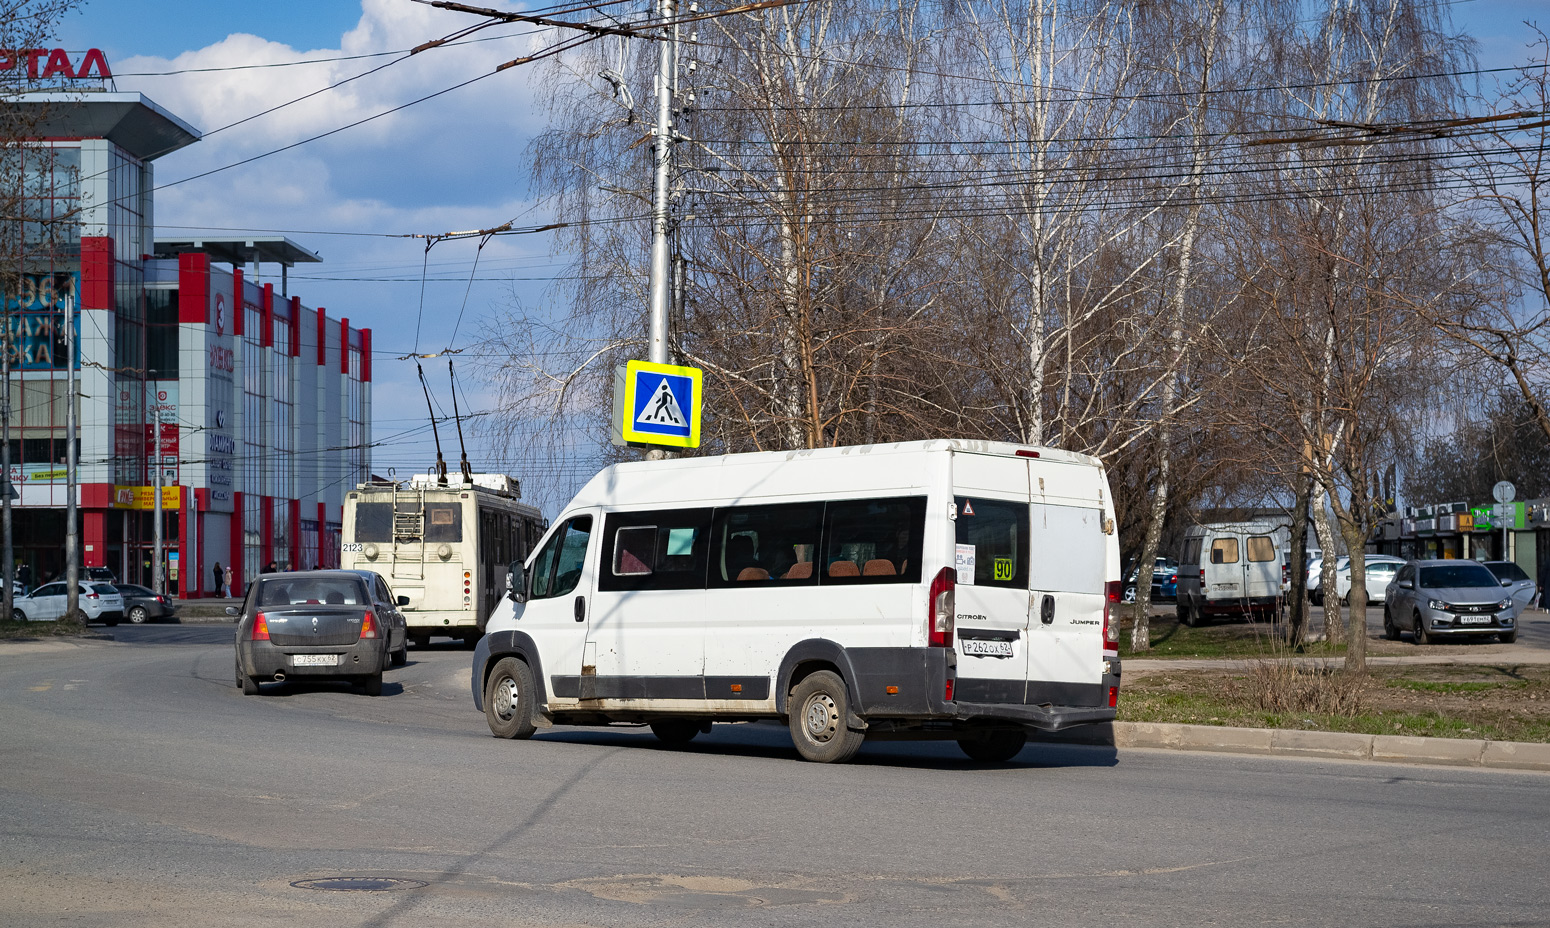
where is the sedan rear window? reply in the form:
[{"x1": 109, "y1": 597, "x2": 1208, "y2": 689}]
[
  {"x1": 1418, "y1": 565, "x2": 1499, "y2": 589},
  {"x1": 257, "y1": 577, "x2": 368, "y2": 606}
]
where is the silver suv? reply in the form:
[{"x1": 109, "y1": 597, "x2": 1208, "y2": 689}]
[{"x1": 1384, "y1": 559, "x2": 1517, "y2": 645}]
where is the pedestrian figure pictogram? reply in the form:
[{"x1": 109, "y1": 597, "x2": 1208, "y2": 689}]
[{"x1": 637, "y1": 377, "x2": 686, "y2": 428}]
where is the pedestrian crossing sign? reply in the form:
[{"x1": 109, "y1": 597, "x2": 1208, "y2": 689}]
[{"x1": 619, "y1": 360, "x2": 702, "y2": 448}]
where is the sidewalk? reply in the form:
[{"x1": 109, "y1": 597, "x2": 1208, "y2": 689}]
[{"x1": 1037, "y1": 721, "x2": 1550, "y2": 773}]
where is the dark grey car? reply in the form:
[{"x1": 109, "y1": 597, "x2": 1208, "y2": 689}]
[
  {"x1": 113, "y1": 583, "x2": 180, "y2": 624},
  {"x1": 1384, "y1": 560, "x2": 1517, "y2": 644},
  {"x1": 231, "y1": 571, "x2": 409, "y2": 696}
]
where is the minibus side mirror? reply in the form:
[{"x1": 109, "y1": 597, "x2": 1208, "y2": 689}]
[
  {"x1": 507, "y1": 560, "x2": 528, "y2": 604},
  {"x1": 397, "y1": 595, "x2": 410, "y2": 606}
]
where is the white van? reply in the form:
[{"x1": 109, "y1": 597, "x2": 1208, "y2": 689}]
[
  {"x1": 1175, "y1": 521, "x2": 1284, "y2": 625},
  {"x1": 472, "y1": 440, "x2": 1122, "y2": 764}
]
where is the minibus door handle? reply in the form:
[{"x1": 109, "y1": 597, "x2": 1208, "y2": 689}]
[
  {"x1": 574, "y1": 595, "x2": 586, "y2": 623},
  {"x1": 1040, "y1": 595, "x2": 1055, "y2": 625}
]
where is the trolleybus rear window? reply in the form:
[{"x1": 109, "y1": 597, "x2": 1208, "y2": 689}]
[
  {"x1": 425, "y1": 504, "x2": 462, "y2": 542},
  {"x1": 354, "y1": 503, "x2": 393, "y2": 542}
]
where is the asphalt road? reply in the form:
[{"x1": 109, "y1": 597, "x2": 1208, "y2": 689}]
[{"x1": 2, "y1": 628, "x2": 1547, "y2": 928}]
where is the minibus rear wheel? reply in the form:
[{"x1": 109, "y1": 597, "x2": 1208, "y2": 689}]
[
  {"x1": 485, "y1": 657, "x2": 537, "y2": 739},
  {"x1": 789, "y1": 670, "x2": 865, "y2": 764},
  {"x1": 957, "y1": 729, "x2": 1028, "y2": 763}
]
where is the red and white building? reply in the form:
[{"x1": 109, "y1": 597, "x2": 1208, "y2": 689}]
[{"x1": 7, "y1": 67, "x2": 371, "y2": 596}]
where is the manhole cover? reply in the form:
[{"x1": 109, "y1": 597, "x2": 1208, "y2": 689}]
[{"x1": 291, "y1": 877, "x2": 427, "y2": 893}]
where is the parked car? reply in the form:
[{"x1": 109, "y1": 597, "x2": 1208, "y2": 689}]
[
  {"x1": 1384, "y1": 559, "x2": 1518, "y2": 644},
  {"x1": 231, "y1": 570, "x2": 408, "y2": 696},
  {"x1": 1308, "y1": 555, "x2": 1349, "y2": 605},
  {"x1": 112, "y1": 583, "x2": 180, "y2": 624},
  {"x1": 12, "y1": 582, "x2": 126, "y2": 625},
  {"x1": 1175, "y1": 522, "x2": 1283, "y2": 625},
  {"x1": 85, "y1": 566, "x2": 117, "y2": 584},
  {"x1": 1123, "y1": 557, "x2": 1178, "y2": 602},
  {"x1": 1479, "y1": 561, "x2": 1536, "y2": 619},
  {"x1": 1330, "y1": 555, "x2": 1406, "y2": 604}
]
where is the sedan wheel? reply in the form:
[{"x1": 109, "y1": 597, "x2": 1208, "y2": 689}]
[
  {"x1": 1382, "y1": 608, "x2": 1399, "y2": 640},
  {"x1": 1413, "y1": 613, "x2": 1430, "y2": 645},
  {"x1": 11, "y1": 608, "x2": 24, "y2": 622},
  {"x1": 129, "y1": 606, "x2": 149, "y2": 624}
]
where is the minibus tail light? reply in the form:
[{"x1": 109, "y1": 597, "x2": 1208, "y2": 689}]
[
  {"x1": 1103, "y1": 580, "x2": 1122, "y2": 653},
  {"x1": 929, "y1": 567, "x2": 955, "y2": 648}
]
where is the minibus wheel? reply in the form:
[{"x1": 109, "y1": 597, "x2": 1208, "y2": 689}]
[
  {"x1": 789, "y1": 670, "x2": 865, "y2": 763},
  {"x1": 649, "y1": 719, "x2": 701, "y2": 746},
  {"x1": 485, "y1": 657, "x2": 537, "y2": 739},
  {"x1": 957, "y1": 729, "x2": 1028, "y2": 763}
]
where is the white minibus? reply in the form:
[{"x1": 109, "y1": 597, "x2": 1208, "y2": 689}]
[
  {"x1": 1175, "y1": 521, "x2": 1284, "y2": 625},
  {"x1": 472, "y1": 440, "x2": 1122, "y2": 763}
]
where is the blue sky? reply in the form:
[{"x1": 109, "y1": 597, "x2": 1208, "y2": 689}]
[
  {"x1": 47, "y1": 0, "x2": 1550, "y2": 510},
  {"x1": 58, "y1": 0, "x2": 567, "y2": 494}
]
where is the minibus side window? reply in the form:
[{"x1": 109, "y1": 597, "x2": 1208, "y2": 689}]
[
  {"x1": 530, "y1": 516, "x2": 594, "y2": 600},
  {"x1": 1183, "y1": 537, "x2": 1202, "y2": 566},
  {"x1": 708, "y1": 502, "x2": 823, "y2": 587},
  {"x1": 954, "y1": 497, "x2": 1029, "y2": 588},
  {"x1": 598, "y1": 508, "x2": 713, "y2": 592},
  {"x1": 1210, "y1": 538, "x2": 1239, "y2": 564},
  {"x1": 821, "y1": 497, "x2": 926, "y2": 584}
]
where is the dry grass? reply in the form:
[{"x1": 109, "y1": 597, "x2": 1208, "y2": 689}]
[{"x1": 1238, "y1": 660, "x2": 1369, "y2": 716}]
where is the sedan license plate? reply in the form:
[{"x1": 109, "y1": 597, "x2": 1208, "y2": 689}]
[
  {"x1": 292, "y1": 654, "x2": 339, "y2": 666},
  {"x1": 961, "y1": 638, "x2": 1014, "y2": 658},
  {"x1": 1458, "y1": 615, "x2": 1492, "y2": 625}
]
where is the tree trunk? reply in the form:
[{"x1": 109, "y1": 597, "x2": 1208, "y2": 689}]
[
  {"x1": 1310, "y1": 482, "x2": 1342, "y2": 643},
  {"x1": 1287, "y1": 471, "x2": 1312, "y2": 647}
]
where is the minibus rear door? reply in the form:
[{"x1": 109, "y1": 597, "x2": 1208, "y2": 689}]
[
  {"x1": 1027, "y1": 502, "x2": 1107, "y2": 701},
  {"x1": 951, "y1": 453, "x2": 1032, "y2": 704}
]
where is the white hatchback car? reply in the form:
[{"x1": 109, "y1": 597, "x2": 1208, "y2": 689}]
[
  {"x1": 12, "y1": 581, "x2": 127, "y2": 625},
  {"x1": 1331, "y1": 555, "x2": 1407, "y2": 605}
]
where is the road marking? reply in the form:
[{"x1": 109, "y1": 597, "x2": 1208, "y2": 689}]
[{"x1": 29, "y1": 683, "x2": 51, "y2": 691}]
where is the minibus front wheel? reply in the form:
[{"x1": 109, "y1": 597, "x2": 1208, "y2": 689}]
[
  {"x1": 485, "y1": 657, "x2": 538, "y2": 739},
  {"x1": 789, "y1": 671, "x2": 865, "y2": 764}
]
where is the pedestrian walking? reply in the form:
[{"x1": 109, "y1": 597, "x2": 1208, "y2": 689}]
[
  {"x1": 262, "y1": 561, "x2": 277, "y2": 574},
  {"x1": 212, "y1": 561, "x2": 223, "y2": 596},
  {"x1": 222, "y1": 565, "x2": 233, "y2": 598}
]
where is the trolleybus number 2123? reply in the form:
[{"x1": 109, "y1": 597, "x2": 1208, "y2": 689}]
[{"x1": 340, "y1": 474, "x2": 546, "y2": 646}]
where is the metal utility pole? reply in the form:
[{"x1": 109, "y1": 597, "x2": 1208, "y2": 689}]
[
  {"x1": 64, "y1": 291, "x2": 78, "y2": 622},
  {"x1": 645, "y1": 0, "x2": 679, "y2": 462},
  {"x1": 153, "y1": 409, "x2": 164, "y2": 596},
  {"x1": 3, "y1": 305, "x2": 12, "y2": 622},
  {"x1": 646, "y1": 0, "x2": 678, "y2": 370}
]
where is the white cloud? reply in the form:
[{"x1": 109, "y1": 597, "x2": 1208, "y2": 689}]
[{"x1": 107, "y1": 1, "x2": 585, "y2": 490}]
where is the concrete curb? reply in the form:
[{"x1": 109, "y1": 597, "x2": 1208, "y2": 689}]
[{"x1": 1035, "y1": 722, "x2": 1550, "y2": 772}]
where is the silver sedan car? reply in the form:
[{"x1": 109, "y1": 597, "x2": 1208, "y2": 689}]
[{"x1": 1384, "y1": 560, "x2": 1517, "y2": 644}]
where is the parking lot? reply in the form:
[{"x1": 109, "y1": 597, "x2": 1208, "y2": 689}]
[{"x1": 0, "y1": 625, "x2": 1546, "y2": 927}]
